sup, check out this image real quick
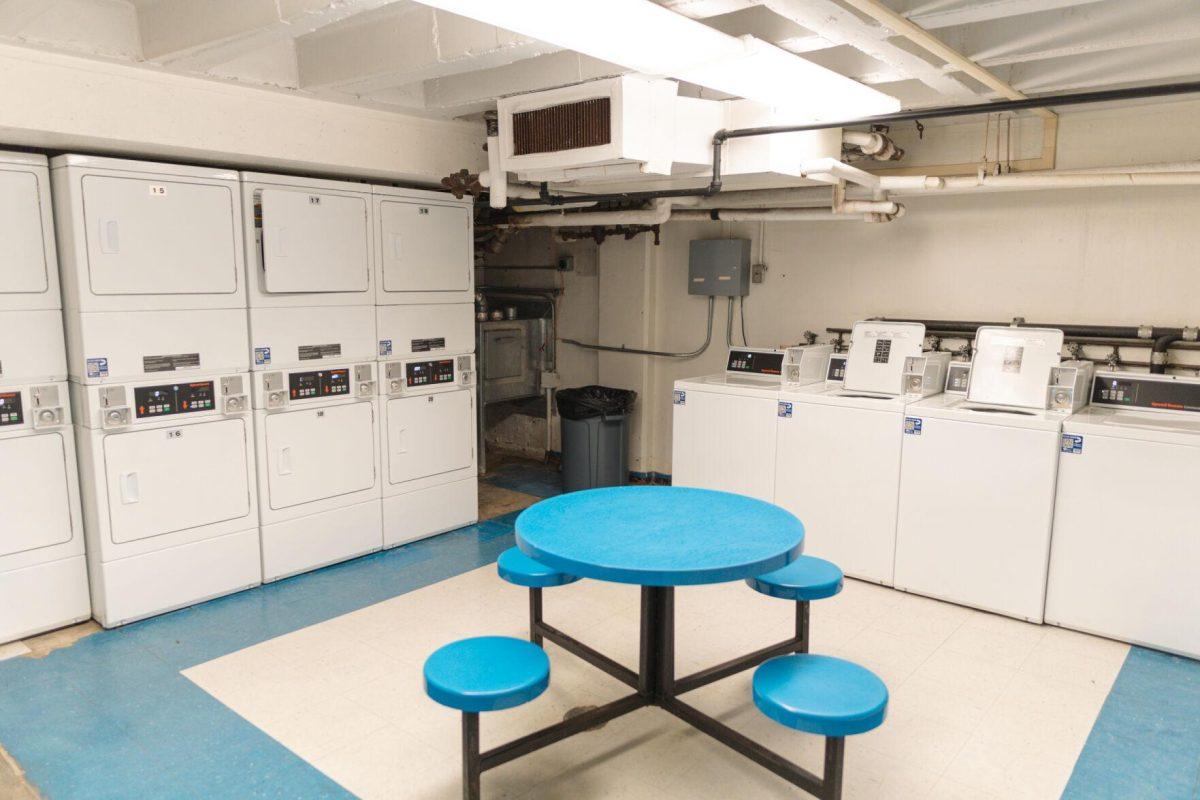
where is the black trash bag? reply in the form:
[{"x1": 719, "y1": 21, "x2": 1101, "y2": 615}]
[{"x1": 556, "y1": 385, "x2": 638, "y2": 420}]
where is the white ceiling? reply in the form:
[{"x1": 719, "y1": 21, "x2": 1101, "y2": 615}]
[{"x1": 2, "y1": 0, "x2": 1198, "y2": 120}]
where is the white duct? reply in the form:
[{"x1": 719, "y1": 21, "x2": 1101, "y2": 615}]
[
  {"x1": 798, "y1": 157, "x2": 881, "y2": 189},
  {"x1": 485, "y1": 134, "x2": 506, "y2": 209}
]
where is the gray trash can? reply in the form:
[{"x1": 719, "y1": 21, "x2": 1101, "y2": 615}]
[{"x1": 556, "y1": 386, "x2": 637, "y2": 492}]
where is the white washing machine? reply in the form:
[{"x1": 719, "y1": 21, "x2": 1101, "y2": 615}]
[
  {"x1": 242, "y1": 171, "x2": 375, "y2": 373},
  {"x1": 372, "y1": 184, "x2": 473, "y2": 307},
  {"x1": 672, "y1": 347, "x2": 793, "y2": 501},
  {"x1": 51, "y1": 155, "x2": 249, "y2": 383},
  {"x1": 379, "y1": 353, "x2": 478, "y2": 548},
  {"x1": 252, "y1": 363, "x2": 382, "y2": 581},
  {"x1": 773, "y1": 322, "x2": 946, "y2": 585},
  {"x1": 73, "y1": 373, "x2": 259, "y2": 627},
  {"x1": 1045, "y1": 372, "x2": 1200, "y2": 658},
  {"x1": 893, "y1": 327, "x2": 1092, "y2": 621},
  {"x1": 0, "y1": 151, "x2": 91, "y2": 643}
]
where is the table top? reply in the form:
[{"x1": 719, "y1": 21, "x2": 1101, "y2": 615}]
[{"x1": 515, "y1": 486, "x2": 805, "y2": 586}]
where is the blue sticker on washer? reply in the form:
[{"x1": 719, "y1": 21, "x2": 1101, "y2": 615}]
[
  {"x1": 1062, "y1": 434, "x2": 1083, "y2": 454},
  {"x1": 86, "y1": 357, "x2": 108, "y2": 378},
  {"x1": 673, "y1": 390, "x2": 686, "y2": 405},
  {"x1": 254, "y1": 347, "x2": 271, "y2": 366},
  {"x1": 904, "y1": 416, "x2": 923, "y2": 435},
  {"x1": 378, "y1": 339, "x2": 393, "y2": 357},
  {"x1": 778, "y1": 401, "x2": 793, "y2": 418}
]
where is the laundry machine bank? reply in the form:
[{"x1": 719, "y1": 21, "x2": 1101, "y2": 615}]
[
  {"x1": 893, "y1": 327, "x2": 1092, "y2": 622},
  {"x1": 774, "y1": 322, "x2": 948, "y2": 586},
  {"x1": 0, "y1": 150, "x2": 90, "y2": 644},
  {"x1": 671, "y1": 347, "x2": 796, "y2": 502},
  {"x1": 1045, "y1": 372, "x2": 1200, "y2": 658}
]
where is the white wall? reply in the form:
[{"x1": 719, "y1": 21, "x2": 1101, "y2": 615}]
[{"x1": 595, "y1": 97, "x2": 1200, "y2": 476}]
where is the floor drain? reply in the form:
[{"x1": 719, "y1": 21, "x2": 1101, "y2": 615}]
[{"x1": 563, "y1": 705, "x2": 607, "y2": 731}]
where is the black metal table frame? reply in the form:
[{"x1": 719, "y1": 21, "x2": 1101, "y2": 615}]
[{"x1": 461, "y1": 586, "x2": 846, "y2": 800}]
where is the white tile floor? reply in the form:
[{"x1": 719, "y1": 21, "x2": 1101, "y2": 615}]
[{"x1": 184, "y1": 567, "x2": 1128, "y2": 800}]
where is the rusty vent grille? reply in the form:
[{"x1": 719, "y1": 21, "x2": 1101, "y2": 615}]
[{"x1": 511, "y1": 97, "x2": 612, "y2": 156}]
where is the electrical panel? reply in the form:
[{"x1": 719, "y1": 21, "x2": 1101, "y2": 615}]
[{"x1": 688, "y1": 239, "x2": 751, "y2": 297}]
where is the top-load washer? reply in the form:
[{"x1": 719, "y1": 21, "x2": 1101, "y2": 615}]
[
  {"x1": 51, "y1": 155, "x2": 249, "y2": 383},
  {"x1": 773, "y1": 322, "x2": 948, "y2": 585},
  {"x1": 893, "y1": 327, "x2": 1092, "y2": 621},
  {"x1": 1045, "y1": 372, "x2": 1200, "y2": 658},
  {"x1": 672, "y1": 346, "x2": 830, "y2": 501}
]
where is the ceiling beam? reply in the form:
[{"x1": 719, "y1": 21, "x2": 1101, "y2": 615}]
[
  {"x1": 136, "y1": 0, "x2": 403, "y2": 71},
  {"x1": 420, "y1": 51, "x2": 621, "y2": 117},
  {"x1": 891, "y1": 0, "x2": 1109, "y2": 30},
  {"x1": 760, "y1": 0, "x2": 979, "y2": 101},
  {"x1": 296, "y1": 5, "x2": 560, "y2": 94}
]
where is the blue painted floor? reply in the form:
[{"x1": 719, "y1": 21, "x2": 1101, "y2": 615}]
[
  {"x1": 0, "y1": 513, "x2": 518, "y2": 800},
  {"x1": 1063, "y1": 646, "x2": 1200, "y2": 799}
]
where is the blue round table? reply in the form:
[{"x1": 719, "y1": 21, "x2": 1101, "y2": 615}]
[
  {"x1": 516, "y1": 485, "x2": 805, "y2": 587},
  {"x1": 513, "y1": 485, "x2": 805, "y2": 734}
]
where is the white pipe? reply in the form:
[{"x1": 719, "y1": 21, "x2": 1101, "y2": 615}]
[
  {"x1": 484, "y1": 135, "x2": 506, "y2": 209},
  {"x1": 798, "y1": 157, "x2": 881, "y2": 190},
  {"x1": 672, "y1": 208, "x2": 885, "y2": 222},
  {"x1": 886, "y1": 171, "x2": 1200, "y2": 195},
  {"x1": 842, "y1": 130, "x2": 884, "y2": 152},
  {"x1": 838, "y1": 199, "x2": 899, "y2": 214},
  {"x1": 493, "y1": 198, "x2": 677, "y2": 228},
  {"x1": 877, "y1": 175, "x2": 944, "y2": 191}
]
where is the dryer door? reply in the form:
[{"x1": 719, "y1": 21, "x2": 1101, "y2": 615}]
[
  {"x1": 0, "y1": 433, "x2": 73, "y2": 556},
  {"x1": 378, "y1": 200, "x2": 470, "y2": 294},
  {"x1": 259, "y1": 189, "x2": 369, "y2": 294},
  {"x1": 81, "y1": 175, "x2": 239, "y2": 295},
  {"x1": 0, "y1": 168, "x2": 50, "y2": 295},
  {"x1": 103, "y1": 418, "x2": 252, "y2": 543},
  {"x1": 265, "y1": 402, "x2": 376, "y2": 508},
  {"x1": 386, "y1": 390, "x2": 473, "y2": 485}
]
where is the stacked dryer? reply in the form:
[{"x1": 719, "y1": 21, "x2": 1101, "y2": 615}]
[
  {"x1": 241, "y1": 172, "x2": 382, "y2": 580},
  {"x1": 372, "y1": 184, "x2": 478, "y2": 548},
  {"x1": 893, "y1": 327, "x2": 1092, "y2": 621},
  {"x1": 0, "y1": 151, "x2": 90, "y2": 643},
  {"x1": 52, "y1": 155, "x2": 260, "y2": 627},
  {"x1": 773, "y1": 322, "x2": 949, "y2": 585}
]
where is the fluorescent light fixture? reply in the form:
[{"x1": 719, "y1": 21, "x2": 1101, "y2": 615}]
[{"x1": 413, "y1": 0, "x2": 900, "y2": 121}]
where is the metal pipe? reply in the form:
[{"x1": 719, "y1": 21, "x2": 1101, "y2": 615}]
[
  {"x1": 671, "y1": 208, "x2": 881, "y2": 222},
  {"x1": 562, "y1": 295, "x2": 715, "y2": 358}
]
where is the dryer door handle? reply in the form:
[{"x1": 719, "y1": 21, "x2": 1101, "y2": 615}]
[
  {"x1": 277, "y1": 446, "x2": 294, "y2": 475},
  {"x1": 100, "y1": 219, "x2": 120, "y2": 254},
  {"x1": 394, "y1": 428, "x2": 408, "y2": 457},
  {"x1": 119, "y1": 471, "x2": 140, "y2": 504}
]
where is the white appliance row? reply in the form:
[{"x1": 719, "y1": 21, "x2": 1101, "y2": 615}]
[{"x1": 0, "y1": 151, "x2": 478, "y2": 640}]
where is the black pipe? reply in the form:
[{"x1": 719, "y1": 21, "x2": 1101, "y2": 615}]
[
  {"x1": 878, "y1": 317, "x2": 1186, "y2": 341},
  {"x1": 514, "y1": 80, "x2": 1200, "y2": 208},
  {"x1": 713, "y1": 80, "x2": 1200, "y2": 143},
  {"x1": 1151, "y1": 334, "x2": 1182, "y2": 374}
]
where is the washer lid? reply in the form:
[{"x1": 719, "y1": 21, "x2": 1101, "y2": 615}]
[
  {"x1": 674, "y1": 373, "x2": 780, "y2": 398},
  {"x1": 1064, "y1": 406, "x2": 1200, "y2": 444},
  {"x1": 842, "y1": 321, "x2": 924, "y2": 396},
  {"x1": 967, "y1": 327, "x2": 1063, "y2": 409},
  {"x1": 906, "y1": 393, "x2": 1067, "y2": 431}
]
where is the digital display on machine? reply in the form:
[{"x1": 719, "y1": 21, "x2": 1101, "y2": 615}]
[
  {"x1": 726, "y1": 349, "x2": 784, "y2": 376},
  {"x1": 1091, "y1": 376, "x2": 1200, "y2": 412},
  {"x1": 289, "y1": 369, "x2": 350, "y2": 400},
  {"x1": 135, "y1": 382, "x2": 215, "y2": 418},
  {"x1": 406, "y1": 359, "x2": 455, "y2": 388},
  {"x1": 0, "y1": 391, "x2": 23, "y2": 426}
]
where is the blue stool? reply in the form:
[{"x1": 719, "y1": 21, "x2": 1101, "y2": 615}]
[
  {"x1": 425, "y1": 636, "x2": 551, "y2": 800},
  {"x1": 745, "y1": 555, "x2": 843, "y2": 654},
  {"x1": 497, "y1": 546, "x2": 579, "y2": 647},
  {"x1": 753, "y1": 654, "x2": 888, "y2": 799}
]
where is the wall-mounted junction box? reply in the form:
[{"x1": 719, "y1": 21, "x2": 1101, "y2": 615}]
[{"x1": 688, "y1": 239, "x2": 751, "y2": 297}]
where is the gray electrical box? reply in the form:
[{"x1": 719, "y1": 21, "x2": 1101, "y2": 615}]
[{"x1": 688, "y1": 239, "x2": 751, "y2": 296}]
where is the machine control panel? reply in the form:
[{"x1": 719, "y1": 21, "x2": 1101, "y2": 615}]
[
  {"x1": 135, "y1": 382, "x2": 215, "y2": 419},
  {"x1": 826, "y1": 354, "x2": 848, "y2": 384},
  {"x1": 1091, "y1": 374, "x2": 1200, "y2": 412},
  {"x1": 0, "y1": 391, "x2": 23, "y2": 426},
  {"x1": 945, "y1": 362, "x2": 972, "y2": 394},
  {"x1": 725, "y1": 348, "x2": 784, "y2": 377},
  {"x1": 289, "y1": 369, "x2": 349, "y2": 400},
  {"x1": 406, "y1": 359, "x2": 455, "y2": 388}
]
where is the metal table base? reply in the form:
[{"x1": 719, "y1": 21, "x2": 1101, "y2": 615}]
[{"x1": 461, "y1": 587, "x2": 846, "y2": 800}]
